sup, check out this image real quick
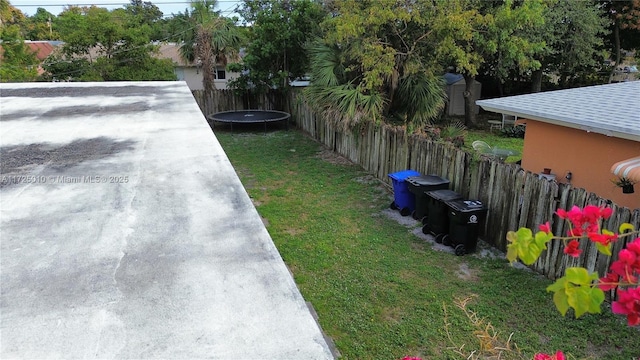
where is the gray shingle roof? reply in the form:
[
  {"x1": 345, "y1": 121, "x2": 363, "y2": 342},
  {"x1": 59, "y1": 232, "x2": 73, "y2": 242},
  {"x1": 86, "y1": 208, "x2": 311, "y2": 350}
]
[{"x1": 476, "y1": 81, "x2": 640, "y2": 142}]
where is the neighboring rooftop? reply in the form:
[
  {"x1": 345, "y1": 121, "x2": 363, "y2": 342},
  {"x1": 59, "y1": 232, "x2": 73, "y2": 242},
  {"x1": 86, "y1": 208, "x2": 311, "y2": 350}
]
[
  {"x1": 476, "y1": 81, "x2": 640, "y2": 142},
  {"x1": 0, "y1": 81, "x2": 334, "y2": 359}
]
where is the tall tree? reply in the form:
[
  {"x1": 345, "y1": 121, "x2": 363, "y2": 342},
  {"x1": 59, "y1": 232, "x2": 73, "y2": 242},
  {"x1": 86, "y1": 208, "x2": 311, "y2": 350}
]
[
  {"x1": 45, "y1": 5, "x2": 175, "y2": 81},
  {"x1": 600, "y1": 0, "x2": 640, "y2": 78},
  {"x1": 0, "y1": 24, "x2": 38, "y2": 81},
  {"x1": 230, "y1": 0, "x2": 326, "y2": 96},
  {"x1": 529, "y1": 0, "x2": 608, "y2": 92},
  {"x1": 177, "y1": 0, "x2": 242, "y2": 91},
  {"x1": 0, "y1": 0, "x2": 38, "y2": 82},
  {"x1": 124, "y1": 0, "x2": 165, "y2": 41},
  {"x1": 305, "y1": 0, "x2": 446, "y2": 130},
  {"x1": 431, "y1": 0, "x2": 545, "y2": 127},
  {"x1": 23, "y1": 7, "x2": 58, "y2": 40},
  {"x1": 0, "y1": 0, "x2": 25, "y2": 27}
]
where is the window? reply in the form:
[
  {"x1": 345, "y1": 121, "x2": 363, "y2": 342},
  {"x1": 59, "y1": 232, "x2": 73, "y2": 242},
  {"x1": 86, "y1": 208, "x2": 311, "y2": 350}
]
[{"x1": 216, "y1": 69, "x2": 226, "y2": 80}]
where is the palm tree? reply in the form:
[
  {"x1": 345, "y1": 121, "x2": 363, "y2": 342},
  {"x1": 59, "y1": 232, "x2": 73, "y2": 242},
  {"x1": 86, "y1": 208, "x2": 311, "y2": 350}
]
[
  {"x1": 178, "y1": 0, "x2": 242, "y2": 91},
  {"x1": 305, "y1": 40, "x2": 445, "y2": 131}
]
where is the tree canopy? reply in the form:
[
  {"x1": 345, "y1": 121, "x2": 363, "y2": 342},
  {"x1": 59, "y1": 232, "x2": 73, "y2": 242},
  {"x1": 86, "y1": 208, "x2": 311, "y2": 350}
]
[
  {"x1": 305, "y1": 0, "x2": 446, "y2": 130},
  {"x1": 228, "y1": 0, "x2": 325, "y2": 96},
  {"x1": 43, "y1": 5, "x2": 175, "y2": 81}
]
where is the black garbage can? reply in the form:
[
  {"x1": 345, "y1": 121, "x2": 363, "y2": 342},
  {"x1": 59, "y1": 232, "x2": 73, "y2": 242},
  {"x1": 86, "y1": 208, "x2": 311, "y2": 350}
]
[
  {"x1": 422, "y1": 189, "x2": 462, "y2": 241},
  {"x1": 406, "y1": 175, "x2": 450, "y2": 222},
  {"x1": 442, "y1": 199, "x2": 488, "y2": 256}
]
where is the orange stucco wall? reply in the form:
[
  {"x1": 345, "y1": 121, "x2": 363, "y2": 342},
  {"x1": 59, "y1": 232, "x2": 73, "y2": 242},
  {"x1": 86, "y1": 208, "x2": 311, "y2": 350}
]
[{"x1": 520, "y1": 120, "x2": 640, "y2": 209}]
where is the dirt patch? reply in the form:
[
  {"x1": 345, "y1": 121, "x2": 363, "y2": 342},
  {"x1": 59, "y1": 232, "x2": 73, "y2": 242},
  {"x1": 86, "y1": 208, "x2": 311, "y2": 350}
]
[
  {"x1": 455, "y1": 263, "x2": 479, "y2": 281},
  {"x1": 234, "y1": 166, "x2": 256, "y2": 189},
  {"x1": 284, "y1": 227, "x2": 305, "y2": 236},
  {"x1": 409, "y1": 241, "x2": 427, "y2": 253},
  {"x1": 316, "y1": 149, "x2": 354, "y2": 166},
  {"x1": 381, "y1": 306, "x2": 403, "y2": 324},
  {"x1": 260, "y1": 216, "x2": 269, "y2": 227}
]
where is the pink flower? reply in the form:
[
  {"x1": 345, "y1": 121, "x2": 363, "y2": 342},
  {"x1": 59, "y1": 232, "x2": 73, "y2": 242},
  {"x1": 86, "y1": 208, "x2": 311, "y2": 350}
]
[
  {"x1": 538, "y1": 221, "x2": 551, "y2": 233},
  {"x1": 627, "y1": 238, "x2": 640, "y2": 255},
  {"x1": 598, "y1": 272, "x2": 620, "y2": 291},
  {"x1": 401, "y1": 357, "x2": 422, "y2": 360},
  {"x1": 564, "y1": 240, "x2": 582, "y2": 258},
  {"x1": 612, "y1": 287, "x2": 640, "y2": 326},
  {"x1": 587, "y1": 232, "x2": 617, "y2": 246},
  {"x1": 534, "y1": 351, "x2": 566, "y2": 360},
  {"x1": 601, "y1": 207, "x2": 613, "y2": 219}
]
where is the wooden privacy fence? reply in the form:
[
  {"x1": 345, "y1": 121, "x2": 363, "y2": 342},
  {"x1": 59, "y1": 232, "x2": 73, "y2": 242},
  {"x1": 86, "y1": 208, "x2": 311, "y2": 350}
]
[{"x1": 195, "y1": 88, "x2": 640, "y2": 282}]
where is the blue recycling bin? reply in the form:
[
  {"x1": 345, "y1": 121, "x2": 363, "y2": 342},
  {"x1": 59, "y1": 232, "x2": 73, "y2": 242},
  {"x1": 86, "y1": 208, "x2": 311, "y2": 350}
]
[{"x1": 388, "y1": 170, "x2": 420, "y2": 216}]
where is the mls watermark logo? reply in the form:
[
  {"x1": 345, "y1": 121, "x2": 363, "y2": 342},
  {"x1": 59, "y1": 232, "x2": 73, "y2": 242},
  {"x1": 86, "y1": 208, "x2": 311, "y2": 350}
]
[{"x1": 469, "y1": 215, "x2": 478, "y2": 224}]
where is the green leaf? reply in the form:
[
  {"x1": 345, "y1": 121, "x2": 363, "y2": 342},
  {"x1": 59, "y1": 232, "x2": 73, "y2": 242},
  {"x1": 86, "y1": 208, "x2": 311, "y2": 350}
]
[
  {"x1": 505, "y1": 228, "x2": 549, "y2": 265},
  {"x1": 552, "y1": 287, "x2": 570, "y2": 316},
  {"x1": 565, "y1": 267, "x2": 595, "y2": 286},
  {"x1": 549, "y1": 268, "x2": 604, "y2": 318},
  {"x1": 596, "y1": 242, "x2": 612, "y2": 256},
  {"x1": 619, "y1": 223, "x2": 635, "y2": 233}
]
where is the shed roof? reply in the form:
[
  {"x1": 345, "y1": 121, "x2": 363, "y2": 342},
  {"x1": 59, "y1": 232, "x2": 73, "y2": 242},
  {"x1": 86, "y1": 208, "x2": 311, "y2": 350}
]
[{"x1": 476, "y1": 81, "x2": 640, "y2": 142}]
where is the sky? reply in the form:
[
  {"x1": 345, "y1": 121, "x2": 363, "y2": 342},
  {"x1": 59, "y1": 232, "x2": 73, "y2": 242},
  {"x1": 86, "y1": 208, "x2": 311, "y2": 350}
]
[{"x1": 11, "y1": 0, "x2": 242, "y2": 18}]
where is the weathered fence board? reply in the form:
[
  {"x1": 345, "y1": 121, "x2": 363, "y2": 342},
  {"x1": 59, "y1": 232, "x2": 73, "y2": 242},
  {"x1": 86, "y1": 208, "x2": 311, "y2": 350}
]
[{"x1": 194, "y1": 88, "x2": 640, "y2": 284}]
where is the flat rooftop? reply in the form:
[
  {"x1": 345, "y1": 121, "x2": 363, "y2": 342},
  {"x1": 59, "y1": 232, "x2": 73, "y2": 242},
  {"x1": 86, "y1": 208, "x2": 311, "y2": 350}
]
[{"x1": 0, "y1": 81, "x2": 333, "y2": 359}]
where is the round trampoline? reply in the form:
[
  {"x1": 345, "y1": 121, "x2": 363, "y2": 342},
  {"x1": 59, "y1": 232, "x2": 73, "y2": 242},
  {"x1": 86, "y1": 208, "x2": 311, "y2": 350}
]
[{"x1": 208, "y1": 110, "x2": 291, "y2": 133}]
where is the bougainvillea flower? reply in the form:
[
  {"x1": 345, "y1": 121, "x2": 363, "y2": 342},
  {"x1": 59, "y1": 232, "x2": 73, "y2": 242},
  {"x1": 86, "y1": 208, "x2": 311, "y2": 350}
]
[
  {"x1": 564, "y1": 240, "x2": 582, "y2": 257},
  {"x1": 601, "y1": 207, "x2": 613, "y2": 219},
  {"x1": 618, "y1": 249, "x2": 637, "y2": 266},
  {"x1": 626, "y1": 238, "x2": 640, "y2": 255},
  {"x1": 609, "y1": 260, "x2": 638, "y2": 284},
  {"x1": 539, "y1": 221, "x2": 551, "y2": 233},
  {"x1": 401, "y1": 357, "x2": 422, "y2": 360},
  {"x1": 566, "y1": 206, "x2": 584, "y2": 227},
  {"x1": 598, "y1": 272, "x2": 620, "y2": 291},
  {"x1": 587, "y1": 232, "x2": 617, "y2": 246},
  {"x1": 534, "y1": 351, "x2": 566, "y2": 360},
  {"x1": 567, "y1": 228, "x2": 583, "y2": 237},
  {"x1": 555, "y1": 208, "x2": 567, "y2": 219},
  {"x1": 612, "y1": 287, "x2": 640, "y2": 326}
]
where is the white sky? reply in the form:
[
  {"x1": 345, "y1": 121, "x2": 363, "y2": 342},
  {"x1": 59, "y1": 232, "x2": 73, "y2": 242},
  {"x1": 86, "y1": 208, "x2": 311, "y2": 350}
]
[{"x1": 11, "y1": 0, "x2": 242, "y2": 18}]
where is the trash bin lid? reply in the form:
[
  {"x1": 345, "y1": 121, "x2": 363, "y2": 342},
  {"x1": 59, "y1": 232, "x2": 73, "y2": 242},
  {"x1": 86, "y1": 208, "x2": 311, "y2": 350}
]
[
  {"x1": 445, "y1": 199, "x2": 486, "y2": 212},
  {"x1": 388, "y1": 170, "x2": 421, "y2": 181},
  {"x1": 425, "y1": 189, "x2": 462, "y2": 202},
  {"x1": 406, "y1": 174, "x2": 449, "y2": 187}
]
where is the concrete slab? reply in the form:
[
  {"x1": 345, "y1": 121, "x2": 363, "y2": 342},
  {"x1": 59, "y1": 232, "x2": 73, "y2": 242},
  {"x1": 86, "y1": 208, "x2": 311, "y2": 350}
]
[{"x1": 0, "y1": 82, "x2": 334, "y2": 359}]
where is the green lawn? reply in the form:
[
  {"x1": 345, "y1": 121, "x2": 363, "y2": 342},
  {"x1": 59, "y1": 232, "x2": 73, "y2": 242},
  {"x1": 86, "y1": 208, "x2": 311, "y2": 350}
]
[
  {"x1": 216, "y1": 129, "x2": 638, "y2": 360},
  {"x1": 463, "y1": 129, "x2": 525, "y2": 163}
]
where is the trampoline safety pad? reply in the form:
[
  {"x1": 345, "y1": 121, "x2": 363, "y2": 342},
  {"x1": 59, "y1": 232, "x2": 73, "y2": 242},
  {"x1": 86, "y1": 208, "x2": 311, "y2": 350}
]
[{"x1": 0, "y1": 81, "x2": 334, "y2": 359}]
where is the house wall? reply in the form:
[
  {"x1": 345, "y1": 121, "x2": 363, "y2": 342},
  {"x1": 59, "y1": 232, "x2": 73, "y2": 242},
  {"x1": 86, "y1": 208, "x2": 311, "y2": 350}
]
[
  {"x1": 174, "y1": 67, "x2": 239, "y2": 91},
  {"x1": 520, "y1": 120, "x2": 640, "y2": 209}
]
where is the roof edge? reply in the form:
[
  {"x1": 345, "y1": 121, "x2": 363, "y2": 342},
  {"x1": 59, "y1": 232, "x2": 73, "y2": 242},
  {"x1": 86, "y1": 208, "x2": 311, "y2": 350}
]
[{"x1": 476, "y1": 102, "x2": 640, "y2": 143}]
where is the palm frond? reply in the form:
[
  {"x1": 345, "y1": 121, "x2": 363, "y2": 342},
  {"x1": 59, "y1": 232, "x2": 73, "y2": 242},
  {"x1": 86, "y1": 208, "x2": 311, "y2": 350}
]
[{"x1": 393, "y1": 72, "x2": 446, "y2": 127}]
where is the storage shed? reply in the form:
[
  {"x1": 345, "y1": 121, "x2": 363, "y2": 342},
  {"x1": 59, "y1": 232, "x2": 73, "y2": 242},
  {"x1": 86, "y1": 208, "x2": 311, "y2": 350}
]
[{"x1": 444, "y1": 73, "x2": 482, "y2": 116}]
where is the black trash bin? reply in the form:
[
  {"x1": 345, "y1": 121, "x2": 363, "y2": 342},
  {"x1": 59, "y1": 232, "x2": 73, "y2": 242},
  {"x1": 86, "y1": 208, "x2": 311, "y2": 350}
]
[
  {"x1": 406, "y1": 175, "x2": 450, "y2": 222},
  {"x1": 422, "y1": 189, "x2": 462, "y2": 241},
  {"x1": 442, "y1": 199, "x2": 488, "y2": 256}
]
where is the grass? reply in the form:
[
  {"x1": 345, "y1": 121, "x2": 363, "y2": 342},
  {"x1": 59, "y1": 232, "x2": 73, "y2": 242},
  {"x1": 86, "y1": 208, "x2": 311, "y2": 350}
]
[
  {"x1": 215, "y1": 128, "x2": 639, "y2": 360},
  {"x1": 463, "y1": 130, "x2": 524, "y2": 163}
]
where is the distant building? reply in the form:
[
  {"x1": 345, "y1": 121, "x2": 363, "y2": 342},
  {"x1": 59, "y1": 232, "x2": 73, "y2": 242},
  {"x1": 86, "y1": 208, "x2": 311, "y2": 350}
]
[{"x1": 156, "y1": 43, "x2": 239, "y2": 91}]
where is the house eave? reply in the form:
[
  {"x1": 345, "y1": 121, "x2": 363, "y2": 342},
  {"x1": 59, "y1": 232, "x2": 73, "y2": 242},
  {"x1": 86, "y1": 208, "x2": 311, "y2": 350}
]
[{"x1": 476, "y1": 102, "x2": 640, "y2": 143}]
